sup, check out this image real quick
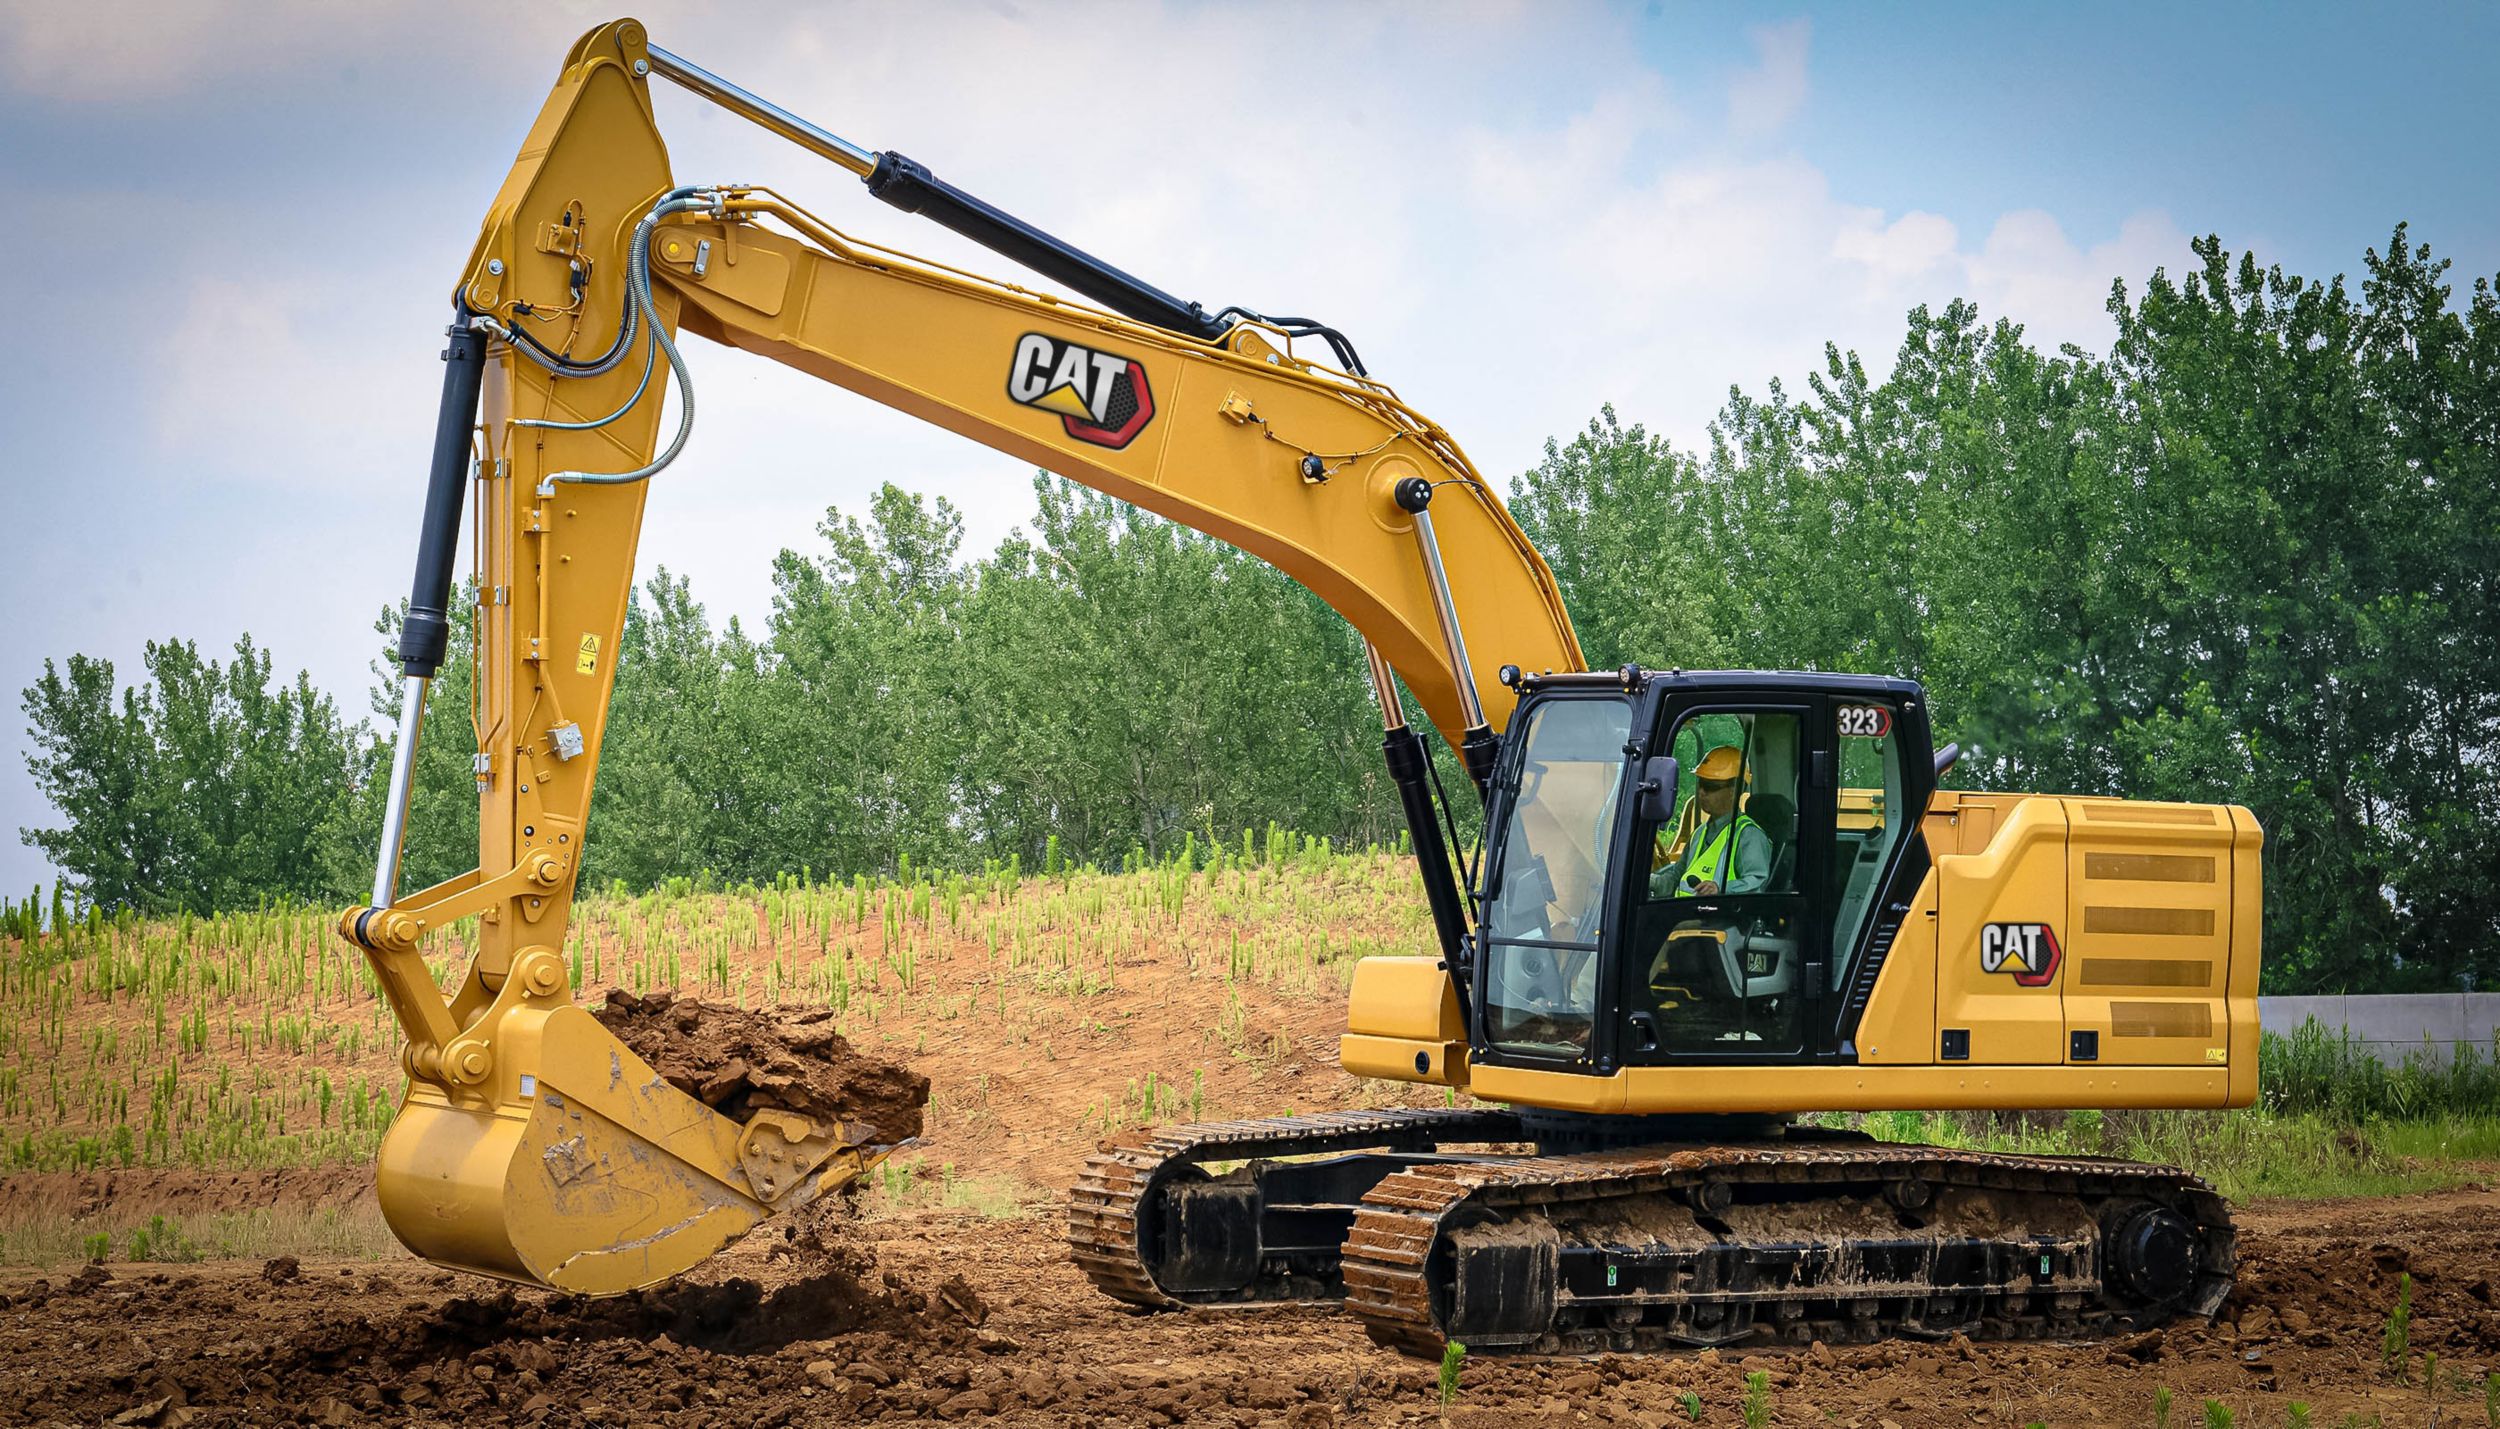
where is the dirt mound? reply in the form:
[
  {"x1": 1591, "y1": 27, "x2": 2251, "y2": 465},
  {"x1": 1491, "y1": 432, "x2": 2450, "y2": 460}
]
[
  {"x1": 29, "y1": 1243, "x2": 971, "y2": 1427},
  {"x1": 2225, "y1": 1232, "x2": 2500, "y2": 1355},
  {"x1": 591, "y1": 989, "x2": 929, "y2": 1144},
  {"x1": 286, "y1": 1246, "x2": 929, "y2": 1367}
]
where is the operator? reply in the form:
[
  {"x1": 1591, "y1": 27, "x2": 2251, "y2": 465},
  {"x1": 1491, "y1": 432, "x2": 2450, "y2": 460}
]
[{"x1": 1649, "y1": 746, "x2": 1770, "y2": 898}]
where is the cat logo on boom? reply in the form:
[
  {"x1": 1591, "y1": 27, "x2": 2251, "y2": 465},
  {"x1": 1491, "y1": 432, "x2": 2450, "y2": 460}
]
[
  {"x1": 1007, "y1": 333, "x2": 1155, "y2": 450},
  {"x1": 1980, "y1": 922, "x2": 2062, "y2": 987}
]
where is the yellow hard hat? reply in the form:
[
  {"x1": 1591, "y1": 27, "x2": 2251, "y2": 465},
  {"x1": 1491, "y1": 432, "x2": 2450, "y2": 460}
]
[{"x1": 1695, "y1": 745, "x2": 1745, "y2": 782}]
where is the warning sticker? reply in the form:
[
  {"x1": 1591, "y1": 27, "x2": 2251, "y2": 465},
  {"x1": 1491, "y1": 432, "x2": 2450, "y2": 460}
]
[{"x1": 576, "y1": 632, "x2": 600, "y2": 675}]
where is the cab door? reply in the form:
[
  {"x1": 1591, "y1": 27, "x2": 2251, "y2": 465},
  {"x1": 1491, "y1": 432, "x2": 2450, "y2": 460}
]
[{"x1": 1617, "y1": 699, "x2": 1829, "y2": 1062}]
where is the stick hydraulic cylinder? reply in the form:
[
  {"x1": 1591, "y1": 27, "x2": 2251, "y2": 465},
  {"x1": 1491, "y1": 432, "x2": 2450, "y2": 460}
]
[{"x1": 398, "y1": 316, "x2": 488, "y2": 679}]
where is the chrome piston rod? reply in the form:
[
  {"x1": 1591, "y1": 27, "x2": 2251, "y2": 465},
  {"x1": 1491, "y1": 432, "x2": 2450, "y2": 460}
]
[
  {"x1": 645, "y1": 43, "x2": 878, "y2": 177},
  {"x1": 371, "y1": 676, "x2": 428, "y2": 908}
]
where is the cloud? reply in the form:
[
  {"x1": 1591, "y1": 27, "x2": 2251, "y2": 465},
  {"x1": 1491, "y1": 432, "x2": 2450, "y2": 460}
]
[
  {"x1": 150, "y1": 274, "x2": 440, "y2": 491},
  {"x1": 3, "y1": 0, "x2": 2223, "y2": 898},
  {"x1": 0, "y1": 0, "x2": 582, "y2": 101},
  {"x1": 1967, "y1": 209, "x2": 2188, "y2": 350},
  {"x1": 1727, "y1": 19, "x2": 1812, "y2": 139}
]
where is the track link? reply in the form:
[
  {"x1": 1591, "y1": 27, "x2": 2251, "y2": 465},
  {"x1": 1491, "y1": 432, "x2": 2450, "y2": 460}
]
[
  {"x1": 1068, "y1": 1108, "x2": 1525, "y2": 1308},
  {"x1": 1342, "y1": 1141, "x2": 2234, "y2": 1356}
]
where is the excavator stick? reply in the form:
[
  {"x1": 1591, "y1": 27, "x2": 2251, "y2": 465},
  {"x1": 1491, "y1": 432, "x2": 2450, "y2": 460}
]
[{"x1": 339, "y1": 20, "x2": 930, "y2": 1295}]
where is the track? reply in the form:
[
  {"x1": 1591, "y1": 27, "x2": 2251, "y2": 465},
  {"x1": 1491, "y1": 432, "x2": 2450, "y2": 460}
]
[
  {"x1": 1068, "y1": 1108, "x2": 1527, "y2": 1307},
  {"x1": 1072, "y1": 1109, "x2": 2234, "y2": 1357}
]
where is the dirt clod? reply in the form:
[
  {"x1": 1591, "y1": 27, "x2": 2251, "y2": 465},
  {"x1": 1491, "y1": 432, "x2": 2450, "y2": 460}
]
[
  {"x1": 591, "y1": 989, "x2": 929, "y2": 1143},
  {"x1": 258, "y1": 1255, "x2": 300, "y2": 1285},
  {"x1": 935, "y1": 1274, "x2": 989, "y2": 1326}
]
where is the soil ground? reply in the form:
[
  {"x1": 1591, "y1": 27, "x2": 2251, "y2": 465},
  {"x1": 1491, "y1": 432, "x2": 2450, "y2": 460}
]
[
  {"x1": 2, "y1": 1182, "x2": 2494, "y2": 1428},
  {"x1": 4, "y1": 868, "x2": 2494, "y2": 1424}
]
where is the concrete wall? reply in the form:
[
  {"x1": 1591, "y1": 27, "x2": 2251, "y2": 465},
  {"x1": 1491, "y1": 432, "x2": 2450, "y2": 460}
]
[{"x1": 2258, "y1": 993, "x2": 2500, "y2": 1067}]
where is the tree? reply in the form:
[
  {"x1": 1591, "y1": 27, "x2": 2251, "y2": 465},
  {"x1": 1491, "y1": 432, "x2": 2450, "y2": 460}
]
[{"x1": 23, "y1": 637, "x2": 358, "y2": 914}]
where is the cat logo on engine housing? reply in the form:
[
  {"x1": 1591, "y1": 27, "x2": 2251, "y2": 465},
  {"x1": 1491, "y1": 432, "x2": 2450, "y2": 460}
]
[
  {"x1": 1007, "y1": 333, "x2": 1155, "y2": 450},
  {"x1": 1980, "y1": 922, "x2": 2062, "y2": 987}
]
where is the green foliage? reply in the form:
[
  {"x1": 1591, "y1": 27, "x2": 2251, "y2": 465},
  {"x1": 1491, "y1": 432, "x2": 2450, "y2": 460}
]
[
  {"x1": 2383, "y1": 1272, "x2": 2412, "y2": 1379},
  {"x1": 2155, "y1": 1385, "x2": 2175, "y2": 1429},
  {"x1": 2284, "y1": 1402, "x2": 2311, "y2": 1429},
  {"x1": 1741, "y1": 1370, "x2": 1771, "y2": 1429},
  {"x1": 125, "y1": 1213, "x2": 199, "y2": 1263},
  {"x1": 2483, "y1": 1370, "x2": 2496, "y2": 1429},
  {"x1": 1856, "y1": 1100, "x2": 2499, "y2": 1202},
  {"x1": 1681, "y1": 1390, "x2": 1705, "y2": 1421},
  {"x1": 14, "y1": 228, "x2": 2498, "y2": 1002},
  {"x1": 2202, "y1": 1401, "x2": 2233, "y2": 1429},
  {"x1": 1438, "y1": 1340, "x2": 1466, "y2": 1407},
  {"x1": 1511, "y1": 230, "x2": 2500, "y2": 995},
  {"x1": 80, "y1": 1231, "x2": 107, "y2": 1263},
  {"x1": 20, "y1": 637, "x2": 358, "y2": 915},
  {"x1": 2265, "y1": 1020, "x2": 2500, "y2": 1120}
]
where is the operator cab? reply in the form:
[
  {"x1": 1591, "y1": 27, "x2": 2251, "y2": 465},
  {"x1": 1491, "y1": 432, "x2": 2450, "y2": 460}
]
[{"x1": 1470, "y1": 668, "x2": 1935, "y2": 1073}]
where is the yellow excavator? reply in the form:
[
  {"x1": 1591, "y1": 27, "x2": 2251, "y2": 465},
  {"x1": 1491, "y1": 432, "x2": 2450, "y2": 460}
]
[{"x1": 340, "y1": 19, "x2": 2262, "y2": 1354}]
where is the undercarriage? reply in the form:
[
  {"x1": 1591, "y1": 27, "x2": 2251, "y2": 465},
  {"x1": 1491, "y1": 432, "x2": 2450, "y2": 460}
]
[{"x1": 1069, "y1": 1107, "x2": 2234, "y2": 1356}]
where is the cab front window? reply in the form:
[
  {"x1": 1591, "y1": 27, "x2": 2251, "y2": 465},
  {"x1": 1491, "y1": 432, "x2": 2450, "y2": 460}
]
[{"x1": 1479, "y1": 698, "x2": 1630, "y2": 1058}]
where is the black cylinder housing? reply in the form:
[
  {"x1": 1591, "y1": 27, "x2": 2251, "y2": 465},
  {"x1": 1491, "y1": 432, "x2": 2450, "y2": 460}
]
[
  {"x1": 398, "y1": 317, "x2": 489, "y2": 678},
  {"x1": 865, "y1": 151, "x2": 1229, "y2": 342}
]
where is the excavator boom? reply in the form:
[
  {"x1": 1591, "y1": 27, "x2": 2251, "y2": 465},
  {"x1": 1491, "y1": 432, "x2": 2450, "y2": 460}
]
[{"x1": 340, "y1": 18, "x2": 1577, "y2": 1295}]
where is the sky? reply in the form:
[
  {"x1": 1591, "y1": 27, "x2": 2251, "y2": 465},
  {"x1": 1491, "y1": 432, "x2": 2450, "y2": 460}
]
[{"x1": 2, "y1": 0, "x2": 2493, "y2": 900}]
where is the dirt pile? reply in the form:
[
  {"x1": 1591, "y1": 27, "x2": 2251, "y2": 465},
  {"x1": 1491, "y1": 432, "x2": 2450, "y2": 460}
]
[
  {"x1": 18, "y1": 1243, "x2": 977, "y2": 1427},
  {"x1": 591, "y1": 989, "x2": 929, "y2": 1145}
]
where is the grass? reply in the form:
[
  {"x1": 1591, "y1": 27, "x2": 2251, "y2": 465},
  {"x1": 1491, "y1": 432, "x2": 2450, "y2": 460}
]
[
  {"x1": 2383, "y1": 1272, "x2": 2412, "y2": 1380},
  {"x1": 858, "y1": 1156, "x2": 1035, "y2": 1220},
  {"x1": 0, "y1": 1203, "x2": 401, "y2": 1268},
  {"x1": 1438, "y1": 1341, "x2": 1465, "y2": 1408},
  {"x1": 0, "y1": 830, "x2": 1427, "y2": 1176},
  {"x1": 1839, "y1": 1104, "x2": 2500, "y2": 1202}
]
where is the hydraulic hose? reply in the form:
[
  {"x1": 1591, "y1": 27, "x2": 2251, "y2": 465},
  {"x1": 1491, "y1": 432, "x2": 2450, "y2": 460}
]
[{"x1": 485, "y1": 187, "x2": 717, "y2": 491}]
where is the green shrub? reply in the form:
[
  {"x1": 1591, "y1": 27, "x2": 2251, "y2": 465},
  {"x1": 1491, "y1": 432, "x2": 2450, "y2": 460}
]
[{"x1": 1742, "y1": 1370, "x2": 1771, "y2": 1429}]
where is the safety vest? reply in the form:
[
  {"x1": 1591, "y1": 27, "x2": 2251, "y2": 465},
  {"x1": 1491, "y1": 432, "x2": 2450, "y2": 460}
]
[{"x1": 1673, "y1": 814, "x2": 1757, "y2": 898}]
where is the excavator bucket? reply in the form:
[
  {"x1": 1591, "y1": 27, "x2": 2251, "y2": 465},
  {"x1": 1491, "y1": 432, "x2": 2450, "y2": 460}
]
[{"x1": 373, "y1": 1003, "x2": 898, "y2": 1296}]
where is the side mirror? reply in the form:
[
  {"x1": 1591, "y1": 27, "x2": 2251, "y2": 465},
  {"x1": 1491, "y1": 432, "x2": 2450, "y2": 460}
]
[
  {"x1": 1934, "y1": 742, "x2": 1962, "y2": 778},
  {"x1": 1637, "y1": 755, "x2": 1680, "y2": 823}
]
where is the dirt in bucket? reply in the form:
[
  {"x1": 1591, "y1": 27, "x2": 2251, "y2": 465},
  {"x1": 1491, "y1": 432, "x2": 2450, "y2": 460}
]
[{"x1": 590, "y1": 989, "x2": 930, "y2": 1146}]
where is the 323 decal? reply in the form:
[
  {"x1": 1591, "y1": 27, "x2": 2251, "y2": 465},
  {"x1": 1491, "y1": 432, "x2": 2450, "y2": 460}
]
[{"x1": 1838, "y1": 704, "x2": 1893, "y2": 737}]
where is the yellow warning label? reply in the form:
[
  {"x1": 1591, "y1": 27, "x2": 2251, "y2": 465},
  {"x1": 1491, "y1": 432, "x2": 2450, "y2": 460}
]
[
  {"x1": 2204, "y1": 1046, "x2": 2227, "y2": 1062},
  {"x1": 576, "y1": 632, "x2": 600, "y2": 675}
]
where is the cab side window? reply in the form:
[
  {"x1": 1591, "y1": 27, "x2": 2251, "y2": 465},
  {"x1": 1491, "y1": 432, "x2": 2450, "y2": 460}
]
[
  {"x1": 1628, "y1": 709, "x2": 1807, "y2": 1056},
  {"x1": 1645, "y1": 712, "x2": 1800, "y2": 900},
  {"x1": 1830, "y1": 701, "x2": 1907, "y2": 982}
]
